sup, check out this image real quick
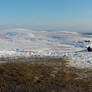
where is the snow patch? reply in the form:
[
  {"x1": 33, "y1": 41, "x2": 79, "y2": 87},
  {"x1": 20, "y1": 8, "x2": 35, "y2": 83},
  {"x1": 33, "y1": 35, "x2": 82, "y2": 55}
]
[{"x1": 0, "y1": 28, "x2": 92, "y2": 69}]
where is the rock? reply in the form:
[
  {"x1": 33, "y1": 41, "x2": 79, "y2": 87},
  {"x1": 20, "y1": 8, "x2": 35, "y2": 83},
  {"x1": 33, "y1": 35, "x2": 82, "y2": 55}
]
[
  {"x1": 87, "y1": 46, "x2": 92, "y2": 52},
  {"x1": 84, "y1": 40, "x2": 91, "y2": 42}
]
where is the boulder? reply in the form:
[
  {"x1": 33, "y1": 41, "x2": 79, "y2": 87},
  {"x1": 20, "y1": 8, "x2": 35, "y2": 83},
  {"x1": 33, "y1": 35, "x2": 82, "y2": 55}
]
[{"x1": 87, "y1": 46, "x2": 92, "y2": 52}]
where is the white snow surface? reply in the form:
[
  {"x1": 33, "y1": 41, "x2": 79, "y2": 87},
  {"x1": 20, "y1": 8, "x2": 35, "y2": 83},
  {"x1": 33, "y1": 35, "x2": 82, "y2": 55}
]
[{"x1": 0, "y1": 28, "x2": 92, "y2": 68}]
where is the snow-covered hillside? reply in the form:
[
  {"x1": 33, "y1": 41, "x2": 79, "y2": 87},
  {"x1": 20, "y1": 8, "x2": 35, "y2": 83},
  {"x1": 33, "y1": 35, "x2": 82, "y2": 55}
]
[{"x1": 0, "y1": 28, "x2": 92, "y2": 68}]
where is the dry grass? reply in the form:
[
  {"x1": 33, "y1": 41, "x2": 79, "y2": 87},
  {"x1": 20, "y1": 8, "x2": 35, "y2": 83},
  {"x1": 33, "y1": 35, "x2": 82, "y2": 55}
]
[{"x1": 0, "y1": 57, "x2": 91, "y2": 92}]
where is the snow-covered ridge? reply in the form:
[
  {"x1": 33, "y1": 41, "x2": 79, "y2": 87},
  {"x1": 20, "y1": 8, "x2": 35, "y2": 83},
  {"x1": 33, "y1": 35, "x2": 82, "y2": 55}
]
[{"x1": 0, "y1": 28, "x2": 92, "y2": 68}]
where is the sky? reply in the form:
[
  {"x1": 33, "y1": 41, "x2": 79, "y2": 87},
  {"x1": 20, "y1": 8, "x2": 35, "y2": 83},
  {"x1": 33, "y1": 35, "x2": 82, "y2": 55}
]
[{"x1": 0, "y1": 0, "x2": 92, "y2": 32}]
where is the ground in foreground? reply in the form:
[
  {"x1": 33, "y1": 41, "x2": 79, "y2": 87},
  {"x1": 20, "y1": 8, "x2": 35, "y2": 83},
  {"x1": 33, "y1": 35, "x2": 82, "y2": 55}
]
[{"x1": 0, "y1": 57, "x2": 92, "y2": 92}]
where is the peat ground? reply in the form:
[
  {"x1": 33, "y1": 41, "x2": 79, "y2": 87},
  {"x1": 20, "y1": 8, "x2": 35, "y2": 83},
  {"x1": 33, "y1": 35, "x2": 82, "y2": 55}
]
[{"x1": 0, "y1": 56, "x2": 91, "y2": 92}]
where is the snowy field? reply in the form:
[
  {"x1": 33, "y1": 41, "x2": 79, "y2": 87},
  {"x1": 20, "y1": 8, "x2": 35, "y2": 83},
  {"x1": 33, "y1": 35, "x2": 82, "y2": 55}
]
[{"x1": 0, "y1": 28, "x2": 92, "y2": 69}]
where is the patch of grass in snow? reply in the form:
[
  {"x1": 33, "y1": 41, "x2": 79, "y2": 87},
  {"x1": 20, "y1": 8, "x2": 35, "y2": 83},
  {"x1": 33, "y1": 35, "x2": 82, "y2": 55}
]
[{"x1": 0, "y1": 57, "x2": 91, "y2": 92}]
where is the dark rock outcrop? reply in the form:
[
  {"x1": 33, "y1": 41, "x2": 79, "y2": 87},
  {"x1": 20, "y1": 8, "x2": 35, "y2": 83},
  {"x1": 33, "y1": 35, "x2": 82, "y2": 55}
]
[{"x1": 87, "y1": 46, "x2": 92, "y2": 52}]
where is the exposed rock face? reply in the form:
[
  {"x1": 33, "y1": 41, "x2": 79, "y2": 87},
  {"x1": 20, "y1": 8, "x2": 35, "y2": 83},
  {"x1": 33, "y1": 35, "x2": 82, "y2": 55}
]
[
  {"x1": 84, "y1": 40, "x2": 91, "y2": 42},
  {"x1": 87, "y1": 46, "x2": 92, "y2": 52}
]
